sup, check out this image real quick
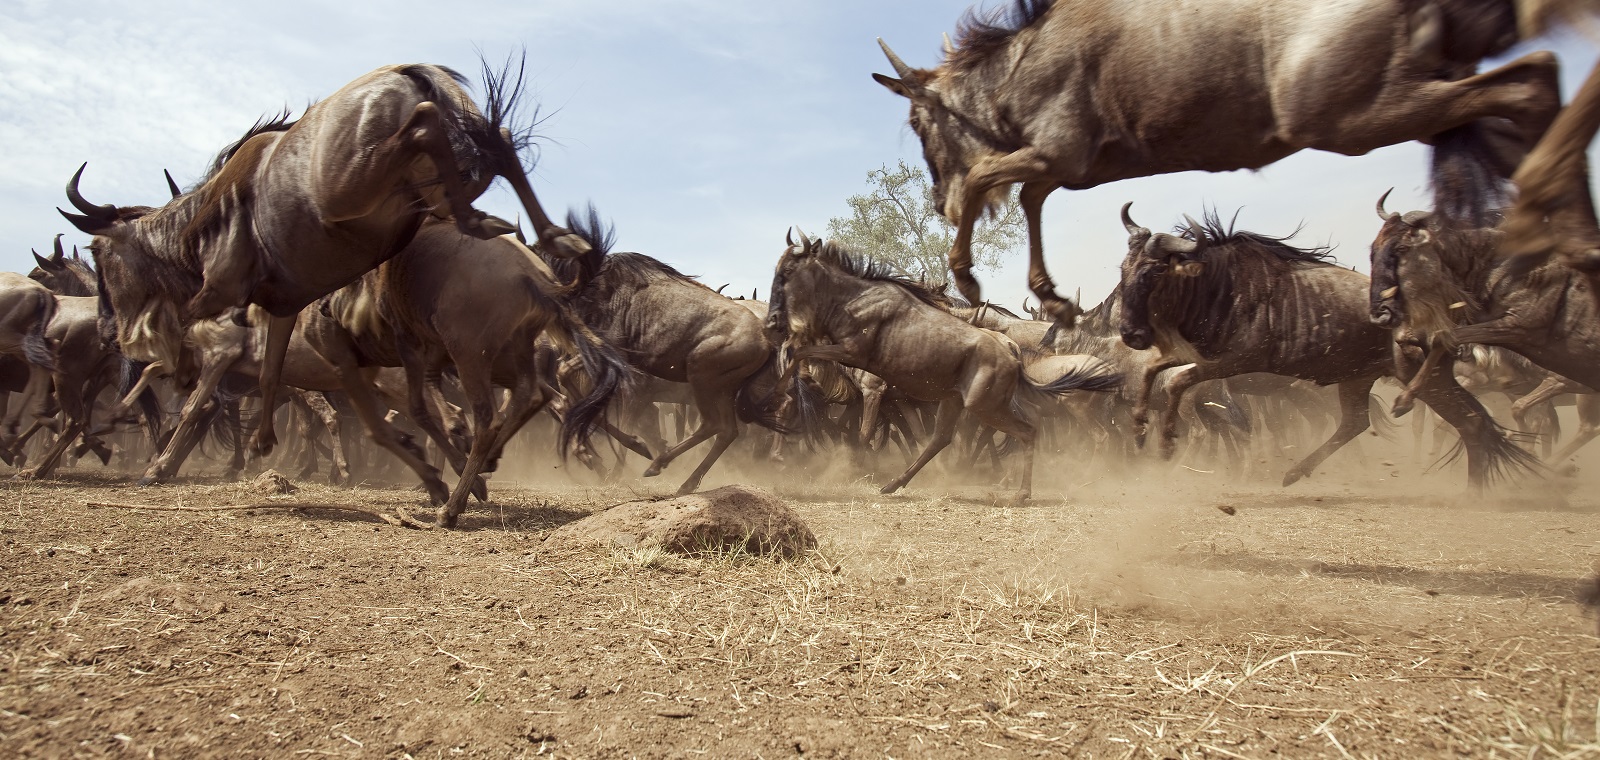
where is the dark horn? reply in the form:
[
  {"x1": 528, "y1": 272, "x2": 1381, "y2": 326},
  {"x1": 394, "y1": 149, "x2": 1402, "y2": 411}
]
[
  {"x1": 795, "y1": 226, "x2": 811, "y2": 247},
  {"x1": 52, "y1": 233, "x2": 65, "y2": 262},
  {"x1": 66, "y1": 163, "x2": 117, "y2": 221},
  {"x1": 786, "y1": 228, "x2": 795, "y2": 247},
  {"x1": 1376, "y1": 188, "x2": 1397, "y2": 222},
  {"x1": 164, "y1": 169, "x2": 182, "y2": 199},
  {"x1": 877, "y1": 38, "x2": 915, "y2": 79},
  {"x1": 716, "y1": 284, "x2": 728, "y2": 294},
  {"x1": 1120, "y1": 202, "x2": 1142, "y2": 235},
  {"x1": 1183, "y1": 214, "x2": 1207, "y2": 246}
]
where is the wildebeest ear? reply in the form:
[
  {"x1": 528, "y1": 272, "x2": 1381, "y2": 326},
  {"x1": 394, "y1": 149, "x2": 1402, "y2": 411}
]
[{"x1": 872, "y1": 73, "x2": 921, "y2": 100}]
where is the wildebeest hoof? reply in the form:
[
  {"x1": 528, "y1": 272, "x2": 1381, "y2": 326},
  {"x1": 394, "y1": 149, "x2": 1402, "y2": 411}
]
[
  {"x1": 13, "y1": 469, "x2": 39, "y2": 481},
  {"x1": 1391, "y1": 396, "x2": 1416, "y2": 417},
  {"x1": 137, "y1": 476, "x2": 158, "y2": 487},
  {"x1": 469, "y1": 476, "x2": 488, "y2": 503},
  {"x1": 434, "y1": 507, "x2": 461, "y2": 530},
  {"x1": 1282, "y1": 470, "x2": 1308, "y2": 487},
  {"x1": 879, "y1": 482, "x2": 903, "y2": 495},
  {"x1": 642, "y1": 465, "x2": 663, "y2": 478},
  {"x1": 422, "y1": 480, "x2": 450, "y2": 507}
]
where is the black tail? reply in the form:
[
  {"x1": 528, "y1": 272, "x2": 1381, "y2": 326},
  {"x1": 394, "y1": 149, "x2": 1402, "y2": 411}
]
[
  {"x1": 118, "y1": 358, "x2": 168, "y2": 445},
  {"x1": 1012, "y1": 363, "x2": 1121, "y2": 420},
  {"x1": 1431, "y1": 417, "x2": 1541, "y2": 484},
  {"x1": 1431, "y1": 120, "x2": 1520, "y2": 227},
  {"x1": 541, "y1": 293, "x2": 629, "y2": 458},
  {"x1": 556, "y1": 204, "x2": 613, "y2": 286},
  {"x1": 22, "y1": 293, "x2": 57, "y2": 374}
]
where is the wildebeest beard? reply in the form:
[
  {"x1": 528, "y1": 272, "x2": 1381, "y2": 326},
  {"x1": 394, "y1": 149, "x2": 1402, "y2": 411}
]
[{"x1": 1369, "y1": 217, "x2": 1491, "y2": 341}]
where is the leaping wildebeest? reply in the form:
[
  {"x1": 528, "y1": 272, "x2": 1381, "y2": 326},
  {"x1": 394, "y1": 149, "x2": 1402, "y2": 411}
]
[
  {"x1": 59, "y1": 60, "x2": 591, "y2": 459},
  {"x1": 1119, "y1": 206, "x2": 1532, "y2": 487},
  {"x1": 873, "y1": 0, "x2": 1583, "y2": 324},
  {"x1": 766, "y1": 231, "x2": 1119, "y2": 501}
]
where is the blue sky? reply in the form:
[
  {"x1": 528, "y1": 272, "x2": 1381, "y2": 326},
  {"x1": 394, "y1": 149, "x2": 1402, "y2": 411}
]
[{"x1": 2, "y1": 1, "x2": 1596, "y2": 310}]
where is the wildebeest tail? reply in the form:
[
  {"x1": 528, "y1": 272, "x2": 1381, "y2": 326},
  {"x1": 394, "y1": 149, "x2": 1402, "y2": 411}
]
[
  {"x1": 1011, "y1": 363, "x2": 1121, "y2": 419},
  {"x1": 117, "y1": 358, "x2": 167, "y2": 445},
  {"x1": 540, "y1": 296, "x2": 629, "y2": 459},
  {"x1": 1430, "y1": 120, "x2": 1519, "y2": 227},
  {"x1": 1431, "y1": 416, "x2": 1540, "y2": 484},
  {"x1": 22, "y1": 293, "x2": 57, "y2": 375}
]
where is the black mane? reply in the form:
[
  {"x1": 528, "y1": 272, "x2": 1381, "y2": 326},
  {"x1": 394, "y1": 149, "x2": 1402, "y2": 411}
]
[
  {"x1": 814, "y1": 241, "x2": 950, "y2": 308},
  {"x1": 202, "y1": 109, "x2": 298, "y2": 182},
  {"x1": 947, "y1": 0, "x2": 1053, "y2": 70},
  {"x1": 1179, "y1": 208, "x2": 1337, "y2": 267}
]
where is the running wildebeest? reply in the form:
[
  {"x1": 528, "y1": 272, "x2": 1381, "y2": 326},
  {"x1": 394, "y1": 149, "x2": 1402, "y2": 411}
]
[
  {"x1": 1369, "y1": 196, "x2": 1600, "y2": 428},
  {"x1": 1120, "y1": 205, "x2": 1532, "y2": 487},
  {"x1": 542, "y1": 212, "x2": 790, "y2": 497},
  {"x1": 60, "y1": 61, "x2": 591, "y2": 459},
  {"x1": 0, "y1": 274, "x2": 58, "y2": 455},
  {"x1": 874, "y1": 0, "x2": 1580, "y2": 324},
  {"x1": 302, "y1": 220, "x2": 627, "y2": 528},
  {"x1": 766, "y1": 230, "x2": 1119, "y2": 501}
]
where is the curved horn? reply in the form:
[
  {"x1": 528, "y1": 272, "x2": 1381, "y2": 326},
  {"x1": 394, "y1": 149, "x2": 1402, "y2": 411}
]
[
  {"x1": 795, "y1": 226, "x2": 811, "y2": 246},
  {"x1": 1376, "y1": 188, "x2": 1398, "y2": 222},
  {"x1": 1183, "y1": 214, "x2": 1207, "y2": 246},
  {"x1": 786, "y1": 227, "x2": 795, "y2": 248},
  {"x1": 877, "y1": 38, "x2": 915, "y2": 79},
  {"x1": 716, "y1": 283, "x2": 728, "y2": 294},
  {"x1": 164, "y1": 169, "x2": 182, "y2": 199},
  {"x1": 942, "y1": 33, "x2": 956, "y2": 55},
  {"x1": 66, "y1": 163, "x2": 118, "y2": 221},
  {"x1": 1120, "y1": 202, "x2": 1143, "y2": 235},
  {"x1": 52, "y1": 233, "x2": 65, "y2": 263}
]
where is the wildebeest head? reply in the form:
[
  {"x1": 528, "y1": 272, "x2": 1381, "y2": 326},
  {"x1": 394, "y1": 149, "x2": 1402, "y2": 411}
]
[
  {"x1": 873, "y1": 40, "x2": 1008, "y2": 225},
  {"x1": 58, "y1": 163, "x2": 190, "y2": 363},
  {"x1": 1117, "y1": 203, "x2": 1205, "y2": 351},
  {"x1": 1368, "y1": 190, "x2": 1444, "y2": 330},
  {"x1": 765, "y1": 227, "x2": 822, "y2": 344}
]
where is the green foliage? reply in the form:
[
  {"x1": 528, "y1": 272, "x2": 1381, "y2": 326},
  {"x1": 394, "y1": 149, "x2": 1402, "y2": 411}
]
[{"x1": 825, "y1": 160, "x2": 1024, "y2": 283}]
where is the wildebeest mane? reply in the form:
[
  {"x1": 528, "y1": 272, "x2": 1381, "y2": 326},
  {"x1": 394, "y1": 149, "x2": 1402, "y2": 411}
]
[
  {"x1": 947, "y1": 0, "x2": 1053, "y2": 71},
  {"x1": 813, "y1": 241, "x2": 950, "y2": 308},
  {"x1": 550, "y1": 204, "x2": 615, "y2": 287},
  {"x1": 1179, "y1": 208, "x2": 1337, "y2": 267},
  {"x1": 201, "y1": 110, "x2": 298, "y2": 182}
]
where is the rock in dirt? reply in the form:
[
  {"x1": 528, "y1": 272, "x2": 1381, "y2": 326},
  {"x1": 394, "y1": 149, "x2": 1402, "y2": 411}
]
[
  {"x1": 250, "y1": 469, "x2": 297, "y2": 496},
  {"x1": 546, "y1": 485, "x2": 816, "y2": 558}
]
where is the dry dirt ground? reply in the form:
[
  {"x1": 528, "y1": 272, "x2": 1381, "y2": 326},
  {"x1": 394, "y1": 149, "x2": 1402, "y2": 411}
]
[{"x1": 3, "y1": 431, "x2": 1600, "y2": 759}]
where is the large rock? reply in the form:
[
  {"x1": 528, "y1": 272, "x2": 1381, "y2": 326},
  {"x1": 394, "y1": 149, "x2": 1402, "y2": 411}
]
[{"x1": 547, "y1": 485, "x2": 815, "y2": 558}]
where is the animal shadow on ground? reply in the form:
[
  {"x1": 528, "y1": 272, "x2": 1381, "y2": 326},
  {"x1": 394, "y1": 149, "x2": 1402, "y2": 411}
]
[{"x1": 1169, "y1": 551, "x2": 1592, "y2": 602}]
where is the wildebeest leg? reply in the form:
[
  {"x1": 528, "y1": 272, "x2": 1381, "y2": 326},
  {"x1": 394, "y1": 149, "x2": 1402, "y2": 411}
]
[
  {"x1": 1156, "y1": 364, "x2": 1219, "y2": 461},
  {"x1": 397, "y1": 345, "x2": 470, "y2": 478},
  {"x1": 1550, "y1": 394, "x2": 1600, "y2": 462},
  {"x1": 945, "y1": 150, "x2": 1049, "y2": 308},
  {"x1": 1504, "y1": 59, "x2": 1600, "y2": 265},
  {"x1": 143, "y1": 357, "x2": 237, "y2": 485},
  {"x1": 1021, "y1": 180, "x2": 1081, "y2": 325},
  {"x1": 288, "y1": 392, "x2": 320, "y2": 480},
  {"x1": 18, "y1": 369, "x2": 108, "y2": 479},
  {"x1": 251, "y1": 314, "x2": 295, "y2": 456},
  {"x1": 305, "y1": 392, "x2": 350, "y2": 485},
  {"x1": 436, "y1": 352, "x2": 505, "y2": 528},
  {"x1": 600, "y1": 420, "x2": 654, "y2": 462},
  {"x1": 1132, "y1": 358, "x2": 1185, "y2": 449},
  {"x1": 1282, "y1": 380, "x2": 1375, "y2": 486},
  {"x1": 335, "y1": 364, "x2": 450, "y2": 506},
  {"x1": 880, "y1": 396, "x2": 962, "y2": 495},
  {"x1": 1392, "y1": 338, "x2": 1450, "y2": 417},
  {"x1": 223, "y1": 398, "x2": 246, "y2": 482}
]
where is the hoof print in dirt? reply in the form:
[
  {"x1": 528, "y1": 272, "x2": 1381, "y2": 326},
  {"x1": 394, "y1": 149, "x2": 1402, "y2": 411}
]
[
  {"x1": 250, "y1": 469, "x2": 298, "y2": 496},
  {"x1": 546, "y1": 484, "x2": 816, "y2": 558}
]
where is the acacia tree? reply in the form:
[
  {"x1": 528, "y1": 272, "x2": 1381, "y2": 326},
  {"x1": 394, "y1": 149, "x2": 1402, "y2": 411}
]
[{"x1": 825, "y1": 160, "x2": 1024, "y2": 283}]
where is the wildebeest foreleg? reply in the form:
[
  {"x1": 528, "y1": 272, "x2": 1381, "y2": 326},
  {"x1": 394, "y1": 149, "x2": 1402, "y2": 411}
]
[
  {"x1": 880, "y1": 396, "x2": 961, "y2": 495},
  {"x1": 437, "y1": 355, "x2": 544, "y2": 528},
  {"x1": 303, "y1": 391, "x2": 349, "y2": 485},
  {"x1": 944, "y1": 152, "x2": 1046, "y2": 310},
  {"x1": 1550, "y1": 394, "x2": 1600, "y2": 462},
  {"x1": 251, "y1": 315, "x2": 296, "y2": 456},
  {"x1": 335, "y1": 365, "x2": 450, "y2": 506},
  {"x1": 1282, "y1": 380, "x2": 1376, "y2": 486},
  {"x1": 1132, "y1": 358, "x2": 1187, "y2": 451}
]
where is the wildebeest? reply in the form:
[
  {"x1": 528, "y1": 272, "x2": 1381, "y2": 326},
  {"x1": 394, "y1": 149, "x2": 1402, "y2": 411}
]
[
  {"x1": 766, "y1": 231, "x2": 1118, "y2": 501},
  {"x1": 1369, "y1": 196, "x2": 1600, "y2": 425},
  {"x1": 29, "y1": 235, "x2": 97, "y2": 297},
  {"x1": 542, "y1": 213, "x2": 789, "y2": 497},
  {"x1": 874, "y1": 0, "x2": 1575, "y2": 323},
  {"x1": 60, "y1": 61, "x2": 591, "y2": 458},
  {"x1": 0, "y1": 274, "x2": 58, "y2": 454},
  {"x1": 303, "y1": 220, "x2": 627, "y2": 527},
  {"x1": 1120, "y1": 206, "x2": 1531, "y2": 487}
]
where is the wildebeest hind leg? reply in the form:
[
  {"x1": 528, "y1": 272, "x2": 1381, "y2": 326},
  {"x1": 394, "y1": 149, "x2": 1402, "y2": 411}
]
[
  {"x1": 881, "y1": 397, "x2": 962, "y2": 495},
  {"x1": 335, "y1": 363, "x2": 450, "y2": 506},
  {"x1": 1283, "y1": 380, "x2": 1374, "y2": 487}
]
